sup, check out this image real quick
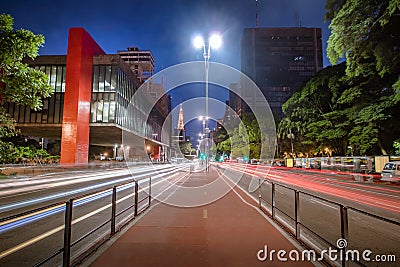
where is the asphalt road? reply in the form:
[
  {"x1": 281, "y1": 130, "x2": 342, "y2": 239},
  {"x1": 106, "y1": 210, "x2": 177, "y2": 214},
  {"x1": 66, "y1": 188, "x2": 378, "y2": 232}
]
[
  {"x1": 0, "y1": 163, "x2": 190, "y2": 266},
  {"x1": 1, "y1": 162, "x2": 399, "y2": 267},
  {"x1": 219, "y1": 162, "x2": 400, "y2": 267},
  {"x1": 0, "y1": 164, "x2": 177, "y2": 216}
]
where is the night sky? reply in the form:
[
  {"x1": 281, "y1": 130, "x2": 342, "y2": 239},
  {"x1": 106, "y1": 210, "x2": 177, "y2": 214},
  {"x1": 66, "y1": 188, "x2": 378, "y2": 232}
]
[{"x1": 1, "y1": 0, "x2": 331, "y2": 139}]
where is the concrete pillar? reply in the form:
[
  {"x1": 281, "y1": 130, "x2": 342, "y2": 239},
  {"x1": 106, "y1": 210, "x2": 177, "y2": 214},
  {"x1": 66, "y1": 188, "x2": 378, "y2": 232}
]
[{"x1": 60, "y1": 28, "x2": 105, "y2": 165}]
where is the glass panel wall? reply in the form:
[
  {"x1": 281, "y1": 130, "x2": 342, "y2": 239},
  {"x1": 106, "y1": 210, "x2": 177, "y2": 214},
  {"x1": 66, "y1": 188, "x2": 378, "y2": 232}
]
[
  {"x1": 90, "y1": 92, "x2": 116, "y2": 123},
  {"x1": 6, "y1": 65, "x2": 65, "y2": 124},
  {"x1": 92, "y1": 65, "x2": 117, "y2": 92},
  {"x1": 90, "y1": 63, "x2": 169, "y2": 142}
]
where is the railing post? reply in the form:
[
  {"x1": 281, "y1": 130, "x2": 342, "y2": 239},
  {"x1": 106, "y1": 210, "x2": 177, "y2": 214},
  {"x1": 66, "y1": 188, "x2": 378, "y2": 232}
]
[
  {"x1": 111, "y1": 186, "x2": 117, "y2": 236},
  {"x1": 258, "y1": 178, "x2": 262, "y2": 208},
  {"x1": 134, "y1": 180, "x2": 139, "y2": 216},
  {"x1": 63, "y1": 199, "x2": 73, "y2": 267},
  {"x1": 148, "y1": 176, "x2": 152, "y2": 207},
  {"x1": 340, "y1": 206, "x2": 349, "y2": 267},
  {"x1": 271, "y1": 183, "x2": 275, "y2": 218},
  {"x1": 294, "y1": 191, "x2": 300, "y2": 239}
]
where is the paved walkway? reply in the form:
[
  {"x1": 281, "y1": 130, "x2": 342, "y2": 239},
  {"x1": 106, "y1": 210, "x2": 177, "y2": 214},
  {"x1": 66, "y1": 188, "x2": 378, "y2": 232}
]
[{"x1": 87, "y1": 166, "x2": 315, "y2": 267}]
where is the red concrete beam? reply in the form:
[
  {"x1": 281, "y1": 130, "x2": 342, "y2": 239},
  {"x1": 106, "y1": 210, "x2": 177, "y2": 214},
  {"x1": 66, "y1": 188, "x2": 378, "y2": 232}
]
[{"x1": 60, "y1": 28, "x2": 105, "y2": 165}]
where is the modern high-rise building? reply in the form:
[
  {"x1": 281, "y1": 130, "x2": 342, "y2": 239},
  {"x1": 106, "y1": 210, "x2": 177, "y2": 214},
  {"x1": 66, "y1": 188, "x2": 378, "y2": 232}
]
[
  {"x1": 234, "y1": 27, "x2": 323, "y2": 119},
  {"x1": 117, "y1": 47, "x2": 155, "y2": 83}
]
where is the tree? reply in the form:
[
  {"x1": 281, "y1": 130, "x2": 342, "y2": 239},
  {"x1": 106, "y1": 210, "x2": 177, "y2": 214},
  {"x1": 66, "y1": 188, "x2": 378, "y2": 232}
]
[
  {"x1": 0, "y1": 14, "x2": 52, "y2": 109},
  {"x1": 279, "y1": 63, "x2": 350, "y2": 156},
  {"x1": 325, "y1": 0, "x2": 400, "y2": 100},
  {"x1": 279, "y1": 58, "x2": 400, "y2": 156},
  {"x1": 217, "y1": 137, "x2": 231, "y2": 155},
  {"x1": 0, "y1": 106, "x2": 18, "y2": 163},
  {"x1": 215, "y1": 113, "x2": 261, "y2": 159},
  {"x1": 179, "y1": 141, "x2": 194, "y2": 156},
  {"x1": 0, "y1": 14, "x2": 52, "y2": 163},
  {"x1": 324, "y1": 0, "x2": 400, "y2": 155}
]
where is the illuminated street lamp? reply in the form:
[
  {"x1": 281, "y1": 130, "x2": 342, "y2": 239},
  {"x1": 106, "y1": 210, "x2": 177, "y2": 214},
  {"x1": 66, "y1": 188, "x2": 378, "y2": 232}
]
[
  {"x1": 193, "y1": 34, "x2": 222, "y2": 127},
  {"x1": 287, "y1": 129, "x2": 295, "y2": 158},
  {"x1": 193, "y1": 34, "x2": 222, "y2": 171},
  {"x1": 198, "y1": 116, "x2": 208, "y2": 137}
]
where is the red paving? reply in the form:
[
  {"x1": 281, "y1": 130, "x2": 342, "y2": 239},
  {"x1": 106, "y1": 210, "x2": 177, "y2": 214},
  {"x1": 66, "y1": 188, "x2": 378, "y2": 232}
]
[{"x1": 88, "y1": 167, "x2": 315, "y2": 267}]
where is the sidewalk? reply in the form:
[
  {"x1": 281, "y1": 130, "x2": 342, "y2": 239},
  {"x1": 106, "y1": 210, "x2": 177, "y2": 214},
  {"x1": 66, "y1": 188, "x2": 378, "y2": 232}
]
[{"x1": 87, "y1": 167, "x2": 315, "y2": 267}]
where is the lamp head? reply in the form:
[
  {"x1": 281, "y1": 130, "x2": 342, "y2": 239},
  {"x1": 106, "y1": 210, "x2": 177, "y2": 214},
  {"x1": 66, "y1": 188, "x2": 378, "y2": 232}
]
[
  {"x1": 193, "y1": 36, "x2": 205, "y2": 49},
  {"x1": 209, "y1": 34, "x2": 222, "y2": 49}
]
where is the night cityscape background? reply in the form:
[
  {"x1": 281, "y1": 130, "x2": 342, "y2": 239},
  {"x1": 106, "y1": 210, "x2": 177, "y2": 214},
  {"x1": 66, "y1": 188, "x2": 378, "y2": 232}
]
[
  {"x1": 0, "y1": 1, "x2": 399, "y2": 266},
  {"x1": 0, "y1": 0, "x2": 333, "y2": 141},
  {"x1": 0, "y1": 0, "x2": 330, "y2": 102}
]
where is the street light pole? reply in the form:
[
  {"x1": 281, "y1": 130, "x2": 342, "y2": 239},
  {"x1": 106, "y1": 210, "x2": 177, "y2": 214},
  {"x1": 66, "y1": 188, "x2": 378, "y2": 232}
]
[{"x1": 193, "y1": 34, "x2": 222, "y2": 172}]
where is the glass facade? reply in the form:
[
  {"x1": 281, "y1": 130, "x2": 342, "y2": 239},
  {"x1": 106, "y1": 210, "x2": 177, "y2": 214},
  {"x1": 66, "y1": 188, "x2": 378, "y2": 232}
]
[
  {"x1": 90, "y1": 65, "x2": 118, "y2": 123},
  {"x1": 4, "y1": 65, "x2": 66, "y2": 124},
  {"x1": 5, "y1": 55, "x2": 169, "y2": 147},
  {"x1": 90, "y1": 63, "x2": 162, "y2": 140}
]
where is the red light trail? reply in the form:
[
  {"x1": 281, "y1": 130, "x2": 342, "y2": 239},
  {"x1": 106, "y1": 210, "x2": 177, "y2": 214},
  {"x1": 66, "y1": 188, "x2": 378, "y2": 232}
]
[{"x1": 220, "y1": 163, "x2": 400, "y2": 214}]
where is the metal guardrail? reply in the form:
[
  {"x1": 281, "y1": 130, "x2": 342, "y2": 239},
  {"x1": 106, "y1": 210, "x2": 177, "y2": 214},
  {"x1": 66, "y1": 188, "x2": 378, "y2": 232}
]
[
  {"x1": 1, "y1": 176, "x2": 152, "y2": 267},
  {"x1": 257, "y1": 178, "x2": 400, "y2": 267}
]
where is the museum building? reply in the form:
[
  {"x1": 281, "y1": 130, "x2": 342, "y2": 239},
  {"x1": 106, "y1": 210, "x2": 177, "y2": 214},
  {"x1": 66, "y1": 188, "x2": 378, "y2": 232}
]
[{"x1": 3, "y1": 28, "x2": 170, "y2": 165}]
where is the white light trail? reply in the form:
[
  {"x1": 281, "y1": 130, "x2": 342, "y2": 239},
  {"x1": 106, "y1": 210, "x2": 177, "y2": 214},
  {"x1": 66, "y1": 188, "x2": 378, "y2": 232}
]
[
  {"x1": 0, "y1": 166, "x2": 181, "y2": 213},
  {"x1": 0, "y1": 170, "x2": 187, "y2": 259}
]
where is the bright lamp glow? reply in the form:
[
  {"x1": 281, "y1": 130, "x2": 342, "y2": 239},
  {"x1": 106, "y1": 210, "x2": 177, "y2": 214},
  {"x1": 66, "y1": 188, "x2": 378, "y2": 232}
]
[
  {"x1": 193, "y1": 36, "x2": 205, "y2": 49},
  {"x1": 209, "y1": 34, "x2": 222, "y2": 49}
]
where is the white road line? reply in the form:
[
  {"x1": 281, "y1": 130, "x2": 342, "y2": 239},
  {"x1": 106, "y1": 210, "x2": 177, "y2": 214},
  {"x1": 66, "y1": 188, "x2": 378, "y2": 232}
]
[{"x1": 217, "y1": 168, "x2": 324, "y2": 267}]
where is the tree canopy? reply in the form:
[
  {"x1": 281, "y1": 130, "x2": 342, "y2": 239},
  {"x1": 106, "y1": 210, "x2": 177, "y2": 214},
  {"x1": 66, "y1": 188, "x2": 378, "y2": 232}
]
[
  {"x1": 326, "y1": 0, "x2": 400, "y2": 100},
  {"x1": 0, "y1": 13, "x2": 52, "y2": 109},
  {"x1": 278, "y1": 0, "x2": 400, "y2": 157},
  {"x1": 0, "y1": 14, "x2": 52, "y2": 163},
  {"x1": 179, "y1": 141, "x2": 195, "y2": 156},
  {"x1": 216, "y1": 113, "x2": 261, "y2": 159}
]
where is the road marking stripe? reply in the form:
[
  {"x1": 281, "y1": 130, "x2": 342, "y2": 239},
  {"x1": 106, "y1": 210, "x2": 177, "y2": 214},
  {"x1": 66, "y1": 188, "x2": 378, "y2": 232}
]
[
  {"x1": 0, "y1": 225, "x2": 64, "y2": 259},
  {"x1": 203, "y1": 209, "x2": 208, "y2": 219}
]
